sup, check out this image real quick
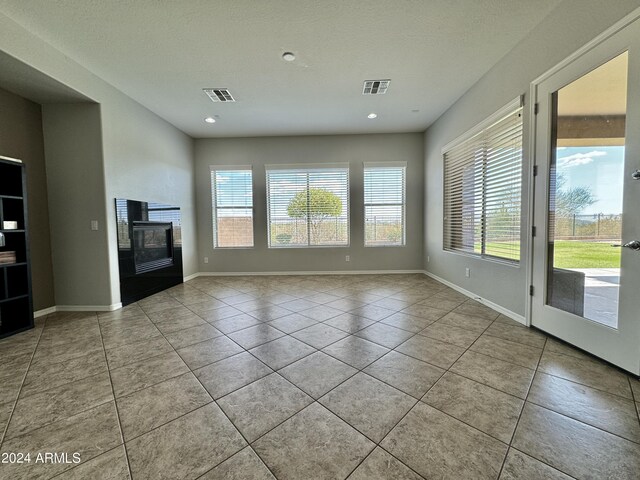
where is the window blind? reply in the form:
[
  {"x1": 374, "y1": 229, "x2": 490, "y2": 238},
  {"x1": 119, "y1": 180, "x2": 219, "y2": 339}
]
[
  {"x1": 364, "y1": 163, "x2": 406, "y2": 246},
  {"x1": 266, "y1": 165, "x2": 349, "y2": 247},
  {"x1": 443, "y1": 100, "x2": 523, "y2": 262},
  {"x1": 211, "y1": 166, "x2": 253, "y2": 248}
]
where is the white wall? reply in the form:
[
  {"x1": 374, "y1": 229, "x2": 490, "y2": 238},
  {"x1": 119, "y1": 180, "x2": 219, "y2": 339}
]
[
  {"x1": 424, "y1": 0, "x2": 640, "y2": 317},
  {"x1": 0, "y1": 13, "x2": 197, "y2": 307},
  {"x1": 195, "y1": 134, "x2": 424, "y2": 273},
  {"x1": 101, "y1": 97, "x2": 196, "y2": 305}
]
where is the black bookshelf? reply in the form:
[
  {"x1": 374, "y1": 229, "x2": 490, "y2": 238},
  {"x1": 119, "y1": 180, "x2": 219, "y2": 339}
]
[{"x1": 0, "y1": 157, "x2": 33, "y2": 338}]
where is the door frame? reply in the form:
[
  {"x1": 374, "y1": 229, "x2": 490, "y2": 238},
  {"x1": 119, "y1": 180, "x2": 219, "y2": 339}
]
[{"x1": 525, "y1": 7, "x2": 640, "y2": 330}]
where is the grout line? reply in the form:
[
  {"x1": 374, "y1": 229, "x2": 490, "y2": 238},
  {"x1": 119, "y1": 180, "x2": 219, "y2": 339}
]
[
  {"x1": 315, "y1": 300, "x2": 495, "y2": 478},
  {"x1": 0, "y1": 318, "x2": 46, "y2": 451},
  {"x1": 497, "y1": 335, "x2": 547, "y2": 478},
  {"x1": 5, "y1": 274, "x2": 634, "y2": 479},
  {"x1": 524, "y1": 396, "x2": 640, "y2": 446},
  {"x1": 95, "y1": 312, "x2": 134, "y2": 480},
  {"x1": 533, "y1": 366, "x2": 634, "y2": 402},
  {"x1": 504, "y1": 446, "x2": 579, "y2": 479},
  {"x1": 48, "y1": 444, "x2": 128, "y2": 479},
  {"x1": 146, "y1": 278, "x2": 576, "y2": 476}
]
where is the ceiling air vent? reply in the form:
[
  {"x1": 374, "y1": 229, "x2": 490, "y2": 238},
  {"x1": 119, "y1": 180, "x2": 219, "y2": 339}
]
[
  {"x1": 203, "y1": 88, "x2": 235, "y2": 102},
  {"x1": 362, "y1": 79, "x2": 390, "y2": 95}
]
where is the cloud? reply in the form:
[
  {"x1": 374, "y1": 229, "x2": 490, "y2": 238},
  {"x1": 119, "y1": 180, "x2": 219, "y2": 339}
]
[{"x1": 557, "y1": 150, "x2": 607, "y2": 168}]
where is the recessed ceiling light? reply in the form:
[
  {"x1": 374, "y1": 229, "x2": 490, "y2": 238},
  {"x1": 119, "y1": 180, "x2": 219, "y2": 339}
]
[
  {"x1": 367, "y1": 113, "x2": 378, "y2": 119},
  {"x1": 282, "y1": 52, "x2": 296, "y2": 61},
  {"x1": 204, "y1": 117, "x2": 216, "y2": 124}
]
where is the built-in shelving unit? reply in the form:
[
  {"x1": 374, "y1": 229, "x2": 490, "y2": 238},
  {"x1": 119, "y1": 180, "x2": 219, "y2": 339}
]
[{"x1": 0, "y1": 156, "x2": 33, "y2": 338}]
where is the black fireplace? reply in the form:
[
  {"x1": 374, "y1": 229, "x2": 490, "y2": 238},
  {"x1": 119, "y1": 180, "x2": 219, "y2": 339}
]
[
  {"x1": 132, "y1": 221, "x2": 174, "y2": 274},
  {"x1": 116, "y1": 199, "x2": 183, "y2": 305}
]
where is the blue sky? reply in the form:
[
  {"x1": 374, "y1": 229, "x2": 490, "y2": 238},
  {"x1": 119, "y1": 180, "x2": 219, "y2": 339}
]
[
  {"x1": 213, "y1": 170, "x2": 253, "y2": 217},
  {"x1": 556, "y1": 146, "x2": 625, "y2": 215}
]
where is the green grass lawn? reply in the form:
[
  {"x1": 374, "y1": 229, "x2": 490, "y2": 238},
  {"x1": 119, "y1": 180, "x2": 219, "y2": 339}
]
[
  {"x1": 553, "y1": 240, "x2": 621, "y2": 269},
  {"x1": 481, "y1": 240, "x2": 621, "y2": 268}
]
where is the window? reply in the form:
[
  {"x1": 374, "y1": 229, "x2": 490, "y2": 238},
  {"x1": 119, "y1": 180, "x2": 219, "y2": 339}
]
[
  {"x1": 266, "y1": 164, "x2": 349, "y2": 247},
  {"x1": 443, "y1": 97, "x2": 523, "y2": 262},
  {"x1": 211, "y1": 166, "x2": 253, "y2": 248},
  {"x1": 364, "y1": 163, "x2": 406, "y2": 246}
]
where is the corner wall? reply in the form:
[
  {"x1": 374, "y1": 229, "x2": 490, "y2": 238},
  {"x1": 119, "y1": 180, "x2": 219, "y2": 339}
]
[
  {"x1": 0, "y1": 87, "x2": 55, "y2": 310},
  {"x1": 42, "y1": 103, "x2": 112, "y2": 307},
  {"x1": 424, "y1": 0, "x2": 640, "y2": 317},
  {"x1": 195, "y1": 133, "x2": 424, "y2": 273}
]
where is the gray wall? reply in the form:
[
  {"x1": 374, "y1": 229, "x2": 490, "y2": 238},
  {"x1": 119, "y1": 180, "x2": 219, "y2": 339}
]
[
  {"x1": 195, "y1": 134, "x2": 424, "y2": 273},
  {"x1": 0, "y1": 87, "x2": 55, "y2": 310},
  {"x1": 424, "y1": 0, "x2": 640, "y2": 316},
  {"x1": 42, "y1": 103, "x2": 112, "y2": 306},
  {"x1": 0, "y1": 13, "x2": 198, "y2": 307}
]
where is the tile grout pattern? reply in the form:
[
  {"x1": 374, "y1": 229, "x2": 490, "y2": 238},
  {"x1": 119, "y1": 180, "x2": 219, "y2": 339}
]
[{"x1": 0, "y1": 273, "x2": 639, "y2": 479}]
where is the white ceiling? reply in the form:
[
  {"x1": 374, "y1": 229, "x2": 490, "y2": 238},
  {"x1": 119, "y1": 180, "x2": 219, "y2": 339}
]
[
  {"x1": 0, "y1": 0, "x2": 562, "y2": 138},
  {"x1": 0, "y1": 50, "x2": 91, "y2": 104}
]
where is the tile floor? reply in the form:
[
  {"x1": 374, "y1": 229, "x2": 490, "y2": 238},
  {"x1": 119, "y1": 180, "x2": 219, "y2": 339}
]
[{"x1": 0, "y1": 274, "x2": 639, "y2": 479}]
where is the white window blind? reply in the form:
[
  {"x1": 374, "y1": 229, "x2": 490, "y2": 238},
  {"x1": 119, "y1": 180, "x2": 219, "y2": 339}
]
[
  {"x1": 211, "y1": 166, "x2": 253, "y2": 248},
  {"x1": 443, "y1": 99, "x2": 523, "y2": 262},
  {"x1": 364, "y1": 163, "x2": 406, "y2": 246},
  {"x1": 266, "y1": 165, "x2": 349, "y2": 248}
]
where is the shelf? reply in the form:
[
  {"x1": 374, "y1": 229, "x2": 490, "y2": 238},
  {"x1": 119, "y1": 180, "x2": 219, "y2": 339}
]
[
  {"x1": 0, "y1": 159, "x2": 32, "y2": 336},
  {"x1": 0, "y1": 262, "x2": 27, "y2": 268},
  {"x1": 0, "y1": 294, "x2": 29, "y2": 304}
]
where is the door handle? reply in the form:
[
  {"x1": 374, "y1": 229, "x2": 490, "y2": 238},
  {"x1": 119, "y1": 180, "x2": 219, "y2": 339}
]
[
  {"x1": 612, "y1": 241, "x2": 640, "y2": 250},
  {"x1": 632, "y1": 170, "x2": 640, "y2": 180}
]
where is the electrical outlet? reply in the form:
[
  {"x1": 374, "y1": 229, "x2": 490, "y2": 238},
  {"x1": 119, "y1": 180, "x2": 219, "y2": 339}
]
[
  {"x1": 465, "y1": 267, "x2": 470, "y2": 278},
  {"x1": 90, "y1": 220, "x2": 99, "y2": 231},
  {"x1": 345, "y1": 255, "x2": 350, "y2": 262},
  {"x1": 427, "y1": 256, "x2": 430, "y2": 263},
  {"x1": 204, "y1": 257, "x2": 209, "y2": 264}
]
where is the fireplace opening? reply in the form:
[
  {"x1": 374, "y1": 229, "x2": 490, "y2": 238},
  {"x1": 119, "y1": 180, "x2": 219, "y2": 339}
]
[{"x1": 132, "y1": 221, "x2": 174, "y2": 274}]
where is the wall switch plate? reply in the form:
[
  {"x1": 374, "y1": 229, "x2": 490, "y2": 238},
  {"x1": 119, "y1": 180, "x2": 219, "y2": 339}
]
[
  {"x1": 204, "y1": 257, "x2": 209, "y2": 264},
  {"x1": 90, "y1": 220, "x2": 99, "y2": 231},
  {"x1": 465, "y1": 267, "x2": 470, "y2": 278},
  {"x1": 345, "y1": 255, "x2": 350, "y2": 262}
]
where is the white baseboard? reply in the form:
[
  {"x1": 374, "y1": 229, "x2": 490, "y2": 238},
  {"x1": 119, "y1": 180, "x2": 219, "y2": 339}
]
[
  {"x1": 33, "y1": 302, "x2": 123, "y2": 317},
  {"x1": 423, "y1": 271, "x2": 526, "y2": 326},
  {"x1": 34, "y1": 306, "x2": 56, "y2": 318},
  {"x1": 183, "y1": 273, "x2": 200, "y2": 282},
  {"x1": 192, "y1": 270, "x2": 424, "y2": 277},
  {"x1": 56, "y1": 303, "x2": 123, "y2": 312}
]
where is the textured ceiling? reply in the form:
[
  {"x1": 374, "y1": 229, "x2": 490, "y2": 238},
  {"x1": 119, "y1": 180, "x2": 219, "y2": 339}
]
[
  {"x1": 0, "y1": 50, "x2": 91, "y2": 104},
  {"x1": 0, "y1": 0, "x2": 562, "y2": 137}
]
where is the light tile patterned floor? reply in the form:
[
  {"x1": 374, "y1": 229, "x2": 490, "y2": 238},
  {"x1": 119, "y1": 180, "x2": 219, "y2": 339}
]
[{"x1": 1, "y1": 274, "x2": 639, "y2": 479}]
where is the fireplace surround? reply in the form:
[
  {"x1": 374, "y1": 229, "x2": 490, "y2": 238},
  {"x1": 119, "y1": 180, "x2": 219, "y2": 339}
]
[{"x1": 115, "y1": 199, "x2": 183, "y2": 305}]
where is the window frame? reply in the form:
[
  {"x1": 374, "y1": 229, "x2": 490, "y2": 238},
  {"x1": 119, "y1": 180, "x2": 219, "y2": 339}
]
[
  {"x1": 442, "y1": 96, "x2": 524, "y2": 264},
  {"x1": 265, "y1": 163, "x2": 350, "y2": 249},
  {"x1": 210, "y1": 165, "x2": 254, "y2": 249},
  {"x1": 363, "y1": 162, "x2": 407, "y2": 247}
]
